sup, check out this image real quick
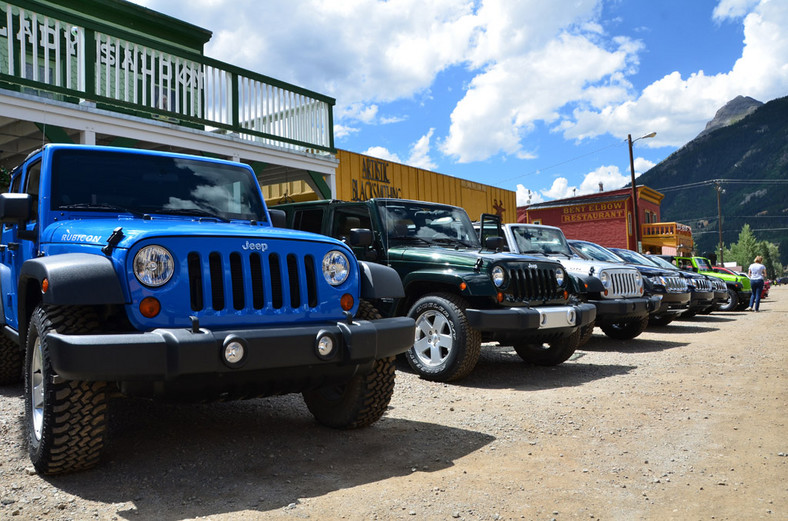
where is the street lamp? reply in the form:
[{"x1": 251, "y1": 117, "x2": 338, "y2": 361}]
[
  {"x1": 714, "y1": 181, "x2": 725, "y2": 265},
  {"x1": 628, "y1": 131, "x2": 656, "y2": 252}
]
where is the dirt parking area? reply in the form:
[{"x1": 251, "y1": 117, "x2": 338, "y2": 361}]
[{"x1": 1, "y1": 287, "x2": 786, "y2": 521}]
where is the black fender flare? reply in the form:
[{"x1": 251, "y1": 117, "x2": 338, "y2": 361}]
[
  {"x1": 18, "y1": 253, "x2": 126, "y2": 338},
  {"x1": 358, "y1": 261, "x2": 405, "y2": 299},
  {"x1": 573, "y1": 273, "x2": 605, "y2": 293}
]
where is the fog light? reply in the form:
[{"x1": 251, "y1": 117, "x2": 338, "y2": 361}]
[
  {"x1": 315, "y1": 331, "x2": 337, "y2": 360},
  {"x1": 222, "y1": 336, "x2": 247, "y2": 367},
  {"x1": 567, "y1": 309, "x2": 576, "y2": 325}
]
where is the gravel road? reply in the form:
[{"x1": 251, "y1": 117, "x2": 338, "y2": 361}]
[{"x1": 1, "y1": 287, "x2": 786, "y2": 521}]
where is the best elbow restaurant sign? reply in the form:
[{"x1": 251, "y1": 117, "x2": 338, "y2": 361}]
[{"x1": 561, "y1": 201, "x2": 625, "y2": 223}]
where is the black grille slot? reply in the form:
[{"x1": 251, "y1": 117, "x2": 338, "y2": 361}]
[
  {"x1": 287, "y1": 254, "x2": 300, "y2": 308},
  {"x1": 230, "y1": 252, "x2": 245, "y2": 310},
  {"x1": 250, "y1": 252, "x2": 265, "y2": 309},
  {"x1": 269, "y1": 253, "x2": 283, "y2": 309},
  {"x1": 508, "y1": 266, "x2": 557, "y2": 301},
  {"x1": 305, "y1": 255, "x2": 318, "y2": 308},
  {"x1": 188, "y1": 252, "x2": 203, "y2": 311},
  {"x1": 209, "y1": 252, "x2": 225, "y2": 310}
]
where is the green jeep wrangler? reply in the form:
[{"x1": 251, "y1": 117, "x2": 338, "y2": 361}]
[
  {"x1": 275, "y1": 199, "x2": 597, "y2": 383},
  {"x1": 672, "y1": 256, "x2": 751, "y2": 311}
]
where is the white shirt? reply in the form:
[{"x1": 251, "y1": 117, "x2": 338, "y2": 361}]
[{"x1": 748, "y1": 262, "x2": 766, "y2": 281}]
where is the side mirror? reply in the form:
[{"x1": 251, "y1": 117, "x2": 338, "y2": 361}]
[
  {"x1": 0, "y1": 193, "x2": 33, "y2": 223},
  {"x1": 485, "y1": 236, "x2": 504, "y2": 250},
  {"x1": 268, "y1": 208, "x2": 286, "y2": 228},
  {"x1": 349, "y1": 228, "x2": 373, "y2": 247}
]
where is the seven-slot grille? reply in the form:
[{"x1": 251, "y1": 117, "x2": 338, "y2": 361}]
[
  {"x1": 506, "y1": 264, "x2": 560, "y2": 301},
  {"x1": 690, "y1": 277, "x2": 713, "y2": 292},
  {"x1": 663, "y1": 275, "x2": 687, "y2": 293},
  {"x1": 187, "y1": 250, "x2": 319, "y2": 312},
  {"x1": 602, "y1": 269, "x2": 642, "y2": 298}
]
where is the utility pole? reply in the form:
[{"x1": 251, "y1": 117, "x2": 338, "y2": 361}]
[
  {"x1": 715, "y1": 181, "x2": 724, "y2": 265},
  {"x1": 628, "y1": 132, "x2": 656, "y2": 252}
]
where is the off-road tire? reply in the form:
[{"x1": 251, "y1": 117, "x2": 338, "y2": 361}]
[
  {"x1": 0, "y1": 335, "x2": 23, "y2": 385},
  {"x1": 600, "y1": 315, "x2": 650, "y2": 340},
  {"x1": 302, "y1": 301, "x2": 397, "y2": 429},
  {"x1": 717, "y1": 288, "x2": 739, "y2": 312},
  {"x1": 25, "y1": 305, "x2": 109, "y2": 475},
  {"x1": 405, "y1": 293, "x2": 481, "y2": 382},
  {"x1": 513, "y1": 328, "x2": 581, "y2": 366}
]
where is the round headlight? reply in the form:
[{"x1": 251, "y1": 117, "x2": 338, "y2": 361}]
[
  {"x1": 491, "y1": 265, "x2": 506, "y2": 287},
  {"x1": 133, "y1": 245, "x2": 174, "y2": 287},
  {"x1": 322, "y1": 250, "x2": 350, "y2": 286},
  {"x1": 634, "y1": 271, "x2": 643, "y2": 287},
  {"x1": 599, "y1": 271, "x2": 609, "y2": 287},
  {"x1": 555, "y1": 267, "x2": 565, "y2": 286}
]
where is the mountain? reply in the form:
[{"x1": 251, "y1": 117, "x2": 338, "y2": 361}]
[
  {"x1": 696, "y1": 95, "x2": 762, "y2": 138},
  {"x1": 637, "y1": 95, "x2": 788, "y2": 264}
]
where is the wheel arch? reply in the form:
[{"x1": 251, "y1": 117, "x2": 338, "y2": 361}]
[{"x1": 18, "y1": 254, "x2": 125, "y2": 341}]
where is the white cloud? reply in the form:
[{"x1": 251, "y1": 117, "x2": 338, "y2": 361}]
[
  {"x1": 362, "y1": 146, "x2": 402, "y2": 163},
  {"x1": 563, "y1": 0, "x2": 788, "y2": 147},
  {"x1": 407, "y1": 129, "x2": 438, "y2": 170}
]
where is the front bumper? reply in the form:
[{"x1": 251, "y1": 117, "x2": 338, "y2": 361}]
[
  {"x1": 465, "y1": 303, "x2": 597, "y2": 332},
  {"x1": 653, "y1": 292, "x2": 691, "y2": 315},
  {"x1": 591, "y1": 295, "x2": 660, "y2": 324},
  {"x1": 688, "y1": 291, "x2": 714, "y2": 311},
  {"x1": 46, "y1": 317, "x2": 416, "y2": 382}
]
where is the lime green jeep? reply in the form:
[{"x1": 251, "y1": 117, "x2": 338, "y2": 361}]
[{"x1": 673, "y1": 256, "x2": 751, "y2": 311}]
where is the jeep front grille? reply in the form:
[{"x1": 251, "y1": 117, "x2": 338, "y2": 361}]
[
  {"x1": 187, "y1": 250, "x2": 319, "y2": 312},
  {"x1": 664, "y1": 276, "x2": 687, "y2": 293},
  {"x1": 507, "y1": 266, "x2": 559, "y2": 301},
  {"x1": 691, "y1": 278, "x2": 713, "y2": 292},
  {"x1": 604, "y1": 269, "x2": 641, "y2": 298}
]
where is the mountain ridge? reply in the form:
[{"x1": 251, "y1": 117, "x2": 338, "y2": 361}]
[{"x1": 638, "y1": 95, "x2": 788, "y2": 263}]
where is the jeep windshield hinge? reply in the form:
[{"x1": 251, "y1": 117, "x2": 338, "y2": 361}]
[{"x1": 102, "y1": 227, "x2": 124, "y2": 255}]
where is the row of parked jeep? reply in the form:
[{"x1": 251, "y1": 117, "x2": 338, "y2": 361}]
[
  {"x1": 274, "y1": 198, "x2": 751, "y2": 385},
  {"x1": 0, "y1": 146, "x2": 751, "y2": 475}
]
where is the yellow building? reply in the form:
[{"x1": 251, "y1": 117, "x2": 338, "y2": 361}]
[{"x1": 263, "y1": 149, "x2": 518, "y2": 223}]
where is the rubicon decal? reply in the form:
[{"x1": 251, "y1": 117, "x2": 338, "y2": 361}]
[
  {"x1": 241, "y1": 240, "x2": 268, "y2": 251},
  {"x1": 62, "y1": 234, "x2": 103, "y2": 242}
]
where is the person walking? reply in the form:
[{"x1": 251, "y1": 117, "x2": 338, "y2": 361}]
[{"x1": 746, "y1": 255, "x2": 767, "y2": 311}]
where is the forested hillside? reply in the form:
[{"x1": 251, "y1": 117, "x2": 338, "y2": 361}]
[{"x1": 638, "y1": 95, "x2": 788, "y2": 264}]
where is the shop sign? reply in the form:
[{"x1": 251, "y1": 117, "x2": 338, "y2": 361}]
[
  {"x1": 561, "y1": 201, "x2": 625, "y2": 223},
  {"x1": 352, "y1": 157, "x2": 402, "y2": 201}
]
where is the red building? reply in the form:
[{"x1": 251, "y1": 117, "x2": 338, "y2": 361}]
[{"x1": 518, "y1": 186, "x2": 693, "y2": 255}]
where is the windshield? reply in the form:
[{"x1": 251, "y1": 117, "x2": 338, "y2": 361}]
[
  {"x1": 50, "y1": 149, "x2": 266, "y2": 221},
  {"x1": 647, "y1": 255, "x2": 680, "y2": 271},
  {"x1": 613, "y1": 249, "x2": 658, "y2": 266},
  {"x1": 694, "y1": 257, "x2": 713, "y2": 270},
  {"x1": 569, "y1": 241, "x2": 624, "y2": 263},
  {"x1": 375, "y1": 200, "x2": 480, "y2": 248},
  {"x1": 510, "y1": 226, "x2": 572, "y2": 255}
]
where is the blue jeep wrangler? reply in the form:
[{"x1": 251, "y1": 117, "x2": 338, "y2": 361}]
[{"x1": 0, "y1": 145, "x2": 414, "y2": 475}]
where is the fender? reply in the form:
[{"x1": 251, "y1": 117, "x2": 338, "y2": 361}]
[
  {"x1": 572, "y1": 273, "x2": 605, "y2": 293},
  {"x1": 19, "y1": 253, "x2": 126, "y2": 306},
  {"x1": 358, "y1": 261, "x2": 405, "y2": 299}
]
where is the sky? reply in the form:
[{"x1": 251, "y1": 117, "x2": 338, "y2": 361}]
[{"x1": 129, "y1": 0, "x2": 788, "y2": 206}]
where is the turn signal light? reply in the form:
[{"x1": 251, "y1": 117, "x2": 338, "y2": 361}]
[
  {"x1": 42, "y1": 278, "x2": 49, "y2": 294},
  {"x1": 460, "y1": 282, "x2": 467, "y2": 291},
  {"x1": 340, "y1": 293, "x2": 354, "y2": 311},
  {"x1": 139, "y1": 297, "x2": 161, "y2": 318}
]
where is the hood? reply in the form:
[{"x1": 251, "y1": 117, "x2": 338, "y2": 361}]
[
  {"x1": 388, "y1": 245, "x2": 561, "y2": 269},
  {"x1": 559, "y1": 256, "x2": 637, "y2": 277},
  {"x1": 42, "y1": 218, "x2": 340, "y2": 249}
]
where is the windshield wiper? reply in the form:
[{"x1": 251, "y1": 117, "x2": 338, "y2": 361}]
[
  {"x1": 153, "y1": 208, "x2": 230, "y2": 222},
  {"x1": 58, "y1": 203, "x2": 147, "y2": 218},
  {"x1": 389, "y1": 235, "x2": 432, "y2": 245},
  {"x1": 431, "y1": 237, "x2": 476, "y2": 248}
]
